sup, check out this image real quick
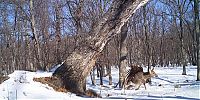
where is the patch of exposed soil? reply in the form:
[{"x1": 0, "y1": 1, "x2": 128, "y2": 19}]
[
  {"x1": 33, "y1": 76, "x2": 102, "y2": 98},
  {"x1": 85, "y1": 89, "x2": 102, "y2": 98},
  {"x1": 0, "y1": 76, "x2": 9, "y2": 84},
  {"x1": 33, "y1": 76, "x2": 67, "y2": 92}
]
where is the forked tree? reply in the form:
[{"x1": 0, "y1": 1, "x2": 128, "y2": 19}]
[{"x1": 53, "y1": 0, "x2": 150, "y2": 94}]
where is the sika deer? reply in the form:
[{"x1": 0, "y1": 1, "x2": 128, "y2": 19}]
[
  {"x1": 133, "y1": 67, "x2": 158, "y2": 90},
  {"x1": 115, "y1": 65, "x2": 143, "y2": 88},
  {"x1": 124, "y1": 65, "x2": 143, "y2": 86},
  {"x1": 122, "y1": 65, "x2": 143, "y2": 89}
]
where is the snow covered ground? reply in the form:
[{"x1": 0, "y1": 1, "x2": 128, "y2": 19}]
[{"x1": 0, "y1": 66, "x2": 199, "y2": 100}]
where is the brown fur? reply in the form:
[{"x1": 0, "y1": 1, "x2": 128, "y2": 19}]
[
  {"x1": 132, "y1": 68, "x2": 158, "y2": 90},
  {"x1": 124, "y1": 67, "x2": 158, "y2": 90},
  {"x1": 124, "y1": 65, "x2": 143, "y2": 87}
]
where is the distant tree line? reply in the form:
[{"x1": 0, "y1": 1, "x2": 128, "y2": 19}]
[{"x1": 0, "y1": 0, "x2": 198, "y2": 76}]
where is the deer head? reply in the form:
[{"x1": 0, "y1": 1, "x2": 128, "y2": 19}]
[{"x1": 149, "y1": 67, "x2": 158, "y2": 77}]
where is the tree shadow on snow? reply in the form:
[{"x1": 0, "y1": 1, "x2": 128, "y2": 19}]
[
  {"x1": 105, "y1": 95, "x2": 199, "y2": 100},
  {"x1": 148, "y1": 95, "x2": 200, "y2": 100},
  {"x1": 156, "y1": 77, "x2": 200, "y2": 86},
  {"x1": 156, "y1": 77, "x2": 174, "y2": 83},
  {"x1": 105, "y1": 97, "x2": 159, "y2": 100}
]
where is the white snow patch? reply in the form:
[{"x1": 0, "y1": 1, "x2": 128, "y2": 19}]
[
  {"x1": 49, "y1": 62, "x2": 64, "y2": 72},
  {"x1": 0, "y1": 66, "x2": 199, "y2": 100}
]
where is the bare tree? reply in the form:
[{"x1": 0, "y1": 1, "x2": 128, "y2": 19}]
[
  {"x1": 193, "y1": 0, "x2": 200, "y2": 81},
  {"x1": 1, "y1": 0, "x2": 197, "y2": 95},
  {"x1": 177, "y1": 0, "x2": 187, "y2": 75},
  {"x1": 53, "y1": 0, "x2": 149, "y2": 94},
  {"x1": 55, "y1": 1, "x2": 62, "y2": 64},
  {"x1": 143, "y1": 5, "x2": 151, "y2": 70},
  {"x1": 118, "y1": 22, "x2": 128, "y2": 88},
  {"x1": 29, "y1": 0, "x2": 43, "y2": 70}
]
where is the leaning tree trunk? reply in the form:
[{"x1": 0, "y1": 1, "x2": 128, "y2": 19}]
[
  {"x1": 53, "y1": 0, "x2": 149, "y2": 94},
  {"x1": 118, "y1": 22, "x2": 128, "y2": 88}
]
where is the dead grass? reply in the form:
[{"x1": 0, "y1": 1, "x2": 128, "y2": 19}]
[
  {"x1": 0, "y1": 76, "x2": 9, "y2": 84},
  {"x1": 33, "y1": 77, "x2": 68, "y2": 93},
  {"x1": 33, "y1": 77, "x2": 101, "y2": 98},
  {"x1": 85, "y1": 89, "x2": 102, "y2": 98}
]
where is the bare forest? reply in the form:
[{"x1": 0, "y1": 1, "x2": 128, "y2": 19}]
[{"x1": 0, "y1": 0, "x2": 199, "y2": 96}]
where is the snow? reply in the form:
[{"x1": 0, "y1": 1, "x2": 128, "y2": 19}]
[
  {"x1": 0, "y1": 66, "x2": 199, "y2": 100},
  {"x1": 49, "y1": 62, "x2": 64, "y2": 72}
]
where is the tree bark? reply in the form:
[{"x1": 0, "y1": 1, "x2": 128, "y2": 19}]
[
  {"x1": 178, "y1": 1, "x2": 186, "y2": 75},
  {"x1": 194, "y1": 0, "x2": 200, "y2": 81},
  {"x1": 99, "y1": 64, "x2": 103, "y2": 85},
  {"x1": 55, "y1": 2, "x2": 62, "y2": 64},
  {"x1": 90, "y1": 67, "x2": 96, "y2": 85},
  {"x1": 160, "y1": 12, "x2": 165, "y2": 67},
  {"x1": 108, "y1": 66, "x2": 112, "y2": 85},
  {"x1": 53, "y1": 0, "x2": 149, "y2": 94},
  {"x1": 143, "y1": 5, "x2": 151, "y2": 70},
  {"x1": 118, "y1": 22, "x2": 128, "y2": 88},
  {"x1": 30, "y1": 0, "x2": 43, "y2": 70},
  {"x1": 106, "y1": 46, "x2": 112, "y2": 85}
]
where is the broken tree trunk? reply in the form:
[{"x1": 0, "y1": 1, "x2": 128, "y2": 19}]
[{"x1": 53, "y1": 0, "x2": 149, "y2": 94}]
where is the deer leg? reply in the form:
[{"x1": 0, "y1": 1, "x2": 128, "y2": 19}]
[
  {"x1": 127, "y1": 85, "x2": 133, "y2": 90},
  {"x1": 123, "y1": 79, "x2": 127, "y2": 89},
  {"x1": 143, "y1": 82, "x2": 146, "y2": 90},
  {"x1": 135, "y1": 83, "x2": 141, "y2": 90},
  {"x1": 142, "y1": 79, "x2": 146, "y2": 90},
  {"x1": 124, "y1": 78, "x2": 131, "y2": 90},
  {"x1": 122, "y1": 79, "x2": 127, "y2": 94}
]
